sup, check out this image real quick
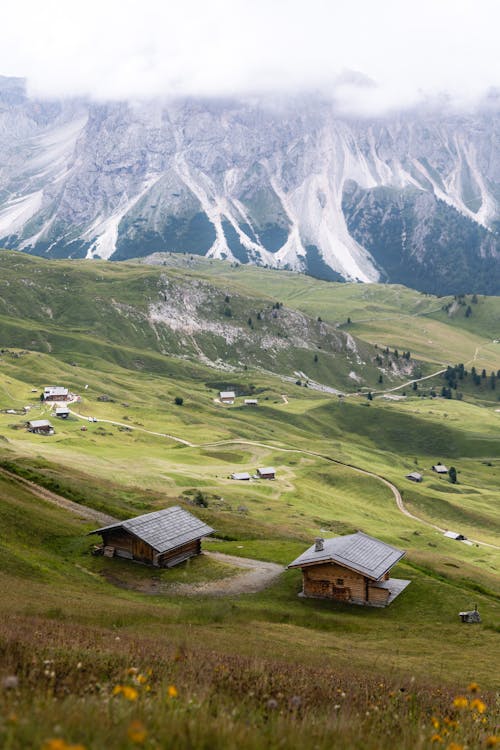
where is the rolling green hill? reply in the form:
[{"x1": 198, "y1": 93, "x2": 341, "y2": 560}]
[{"x1": 0, "y1": 251, "x2": 499, "y2": 749}]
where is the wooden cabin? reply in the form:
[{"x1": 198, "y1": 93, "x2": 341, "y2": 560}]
[
  {"x1": 406, "y1": 472, "x2": 423, "y2": 482},
  {"x1": 27, "y1": 419, "x2": 54, "y2": 435},
  {"x1": 55, "y1": 406, "x2": 70, "y2": 419},
  {"x1": 288, "y1": 532, "x2": 410, "y2": 608},
  {"x1": 89, "y1": 506, "x2": 214, "y2": 568},
  {"x1": 432, "y1": 464, "x2": 448, "y2": 474},
  {"x1": 257, "y1": 466, "x2": 275, "y2": 479},
  {"x1": 244, "y1": 399, "x2": 258, "y2": 406},
  {"x1": 231, "y1": 472, "x2": 251, "y2": 481},
  {"x1": 43, "y1": 386, "x2": 69, "y2": 402},
  {"x1": 220, "y1": 390, "x2": 236, "y2": 404}
]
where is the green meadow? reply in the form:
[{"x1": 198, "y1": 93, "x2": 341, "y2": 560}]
[{"x1": 0, "y1": 252, "x2": 499, "y2": 749}]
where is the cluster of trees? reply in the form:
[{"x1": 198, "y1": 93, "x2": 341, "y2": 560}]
[
  {"x1": 374, "y1": 345, "x2": 411, "y2": 361},
  {"x1": 442, "y1": 293, "x2": 479, "y2": 317},
  {"x1": 442, "y1": 364, "x2": 499, "y2": 391}
]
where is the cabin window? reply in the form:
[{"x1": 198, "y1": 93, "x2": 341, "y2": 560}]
[{"x1": 336, "y1": 578, "x2": 344, "y2": 586}]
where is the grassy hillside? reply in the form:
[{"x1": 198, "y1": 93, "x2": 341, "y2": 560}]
[{"x1": 0, "y1": 251, "x2": 499, "y2": 749}]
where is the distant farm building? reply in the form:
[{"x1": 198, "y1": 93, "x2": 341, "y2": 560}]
[
  {"x1": 459, "y1": 606, "x2": 481, "y2": 623},
  {"x1": 432, "y1": 464, "x2": 448, "y2": 474},
  {"x1": 27, "y1": 419, "x2": 54, "y2": 435},
  {"x1": 90, "y1": 506, "x2": 214, "y2": 568},
  {"x1": 444, "y1": 530, "x2": 467, "y2": 541},
  {"x1": 220, "y1": 390, "x2": 236, "y2": 404},
  {"x1": 244, "y1": 399, "x2": 258, "y2": 406},
  {"x1": 231, "y1": 472, "x2": 251, "y2": 481},
  {"x1": 288, "y1": 532, "x2": 410, "y2": 607},
  {"x1": 43, "y1": 386, "x2": 69, "y2": 401},
  {"x1": 257, "y1": 467, "x2": 275, "y2": 479},
  {"x1": 406, "y1": 472, "x2": 423, "y2": 483},
  {"x1": 55, "y1": 406, "x2": 70, "y2": 419}
]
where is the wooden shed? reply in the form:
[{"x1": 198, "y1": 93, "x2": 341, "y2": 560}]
[
  {"x1": 288, "y1": 532, "x2": 410, "y2": 607},
  {"x1": 27, "y1": 419, "x2": 54, "y2": 435},
  {"x1": 257, "y1": 466, "x2": 275, "y2": 479},
  {"x1": 406, "y1": 472, "x2": 423, "y2": 482},
  {"x1": 55, "y1": 406, "x2": 70, "y2": 418},
  {"x1": 220, "y1": 390, "x2": 236, "y2": 404},
  {"x1": 89, "y1": 506, "x2": 214, "y2": 568},
  {"x1": 432, "y1": 464, "x2": 448, "y2": 474},
  {"x1": 231, "y1": 472, "x2": 251, "y2": 480},
  {"x1": 43, "y1": 386, "x2": 69, "y2": 402}
]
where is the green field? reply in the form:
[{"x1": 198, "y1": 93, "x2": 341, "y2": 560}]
[{"x1": 0, "y1": 252, "x2": 499, "y2": 749}]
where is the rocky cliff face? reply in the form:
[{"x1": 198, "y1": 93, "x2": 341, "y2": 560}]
[{"x1": 0, "y1": 77, "x2": 499, "y2": 293}]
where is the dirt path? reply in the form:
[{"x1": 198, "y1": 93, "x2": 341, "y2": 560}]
[
  {"x1": 0, "y1": 466, "x2": 116, "y2": 526},
  {"x1": 374, "y1": 367, "x2": 447, "y2": 394},
  {"x1": 68, "y1": 408, "x2": 193, "y2": 446},
  {"x1": 167, "y1": 552, "x2": 284, "y2": 596},
  {"x1": 199, "y1": 439, "x2": 500, "y2": 550}
]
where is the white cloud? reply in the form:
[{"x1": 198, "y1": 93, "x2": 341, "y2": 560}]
[{"x1": 1, "y1": 0, "x2": 499, "y2": 113}]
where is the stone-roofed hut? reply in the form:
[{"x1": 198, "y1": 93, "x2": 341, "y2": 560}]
[
  {"x1": 432, "y1": 464, "x2": 448, "y2": 474},
  {"x1": 27, "y1": 419, "x2": 54, "y2": 435},
  {"x1": 43, "y1": 386, "x2": 69, "y2": 401},
  {"x1": 220, "y1": 390, "x2": 236, "y2": 404},
  {"x1": 89, "y1": 506, "x2": 214, "y2": 568},
  {"x1": 406, "y1": 472, "x2": 423, "y2": 482},
  {"x1": 288, "y1": 532, "x2": 410, "y2": 607},
  {"x1": 257, "y1": 466, "x2": 275, "y2": 479}
]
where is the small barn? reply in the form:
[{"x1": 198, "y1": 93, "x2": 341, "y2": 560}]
[
  {"x1": 244, "y1": 399, "x2": 258, "y2": 406},
  {"x1": 257, "y1": 467, "x2": 275, "y2": 479},
  {"x1": 288, "y1": 532, "x2": 410, "y2": 607},
  {"x1": 89, "y1": 506, "x2": 214, "y2": 568},
  {"x1": 220, "y1": 390, "x2": 236, "y2": 404},
  {"x1": 406, "y1": 472, "x2": 423, "y2": 482},
  {"x1": 55, "y1": 406, "x2": 70, "y2": 419},
  {"x1": 43, "y1": 386, "x2": 69, "y2": 401},
  {"x1": 231, "y1": 472, "x2": 251, "y2": 480},
  {"x1": 27, "y1": 419, "x2": 54, "y2": 435},
  {"x1": 432, "y1": 464, "x2": 448, "y2": 474}
]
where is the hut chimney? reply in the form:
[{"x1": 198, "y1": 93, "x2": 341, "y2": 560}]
[{"x1": 315, "y1": 537, "x2": 324, "y2": 552}]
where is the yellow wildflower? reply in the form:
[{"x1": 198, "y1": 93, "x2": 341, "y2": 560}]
[
  {"x1": 127, "y1": 720, "x2": 147, "y2": 744},
  {"x1": 467, "y1": 681, "x2": 480, "y2": 693},
  {"x1": 431, "y1": 734, "x2": 443, "y2": 744},
  {"x1": 167, "y1": 684, "x2": 178, "y2": 699},
  {"x1": 42, "y1": 741, "x2": 68, "y2": 750},
  {"x1": 470, "y1": 698, "x2": 487, "y2": 714},
  {"x1": 452, "y1": 696, "x2": 468, "y2": 709},
  {"x1": 486, "y1": 737, "x2": 499, "y2": 748},
  {"x1": 443, "y1": 718, "x2": 458, "y2": 728},
  {"x1": 446, "y1": 743, "x2": 463, "y2": 750},
  {"x1": 127, "y1": 667, "x2": 138, "y2": 675},
  {"x1": 136, "y1": 674, "x2": 148, "y2": 685},
  {"x1": 122, "y1": 685, "x2": 139, "y2": 701},
  {"x1": 431, "y1": 716, "x2": 440, "y2": 729},
  {"x1": 113, "y1": 685, "x2": 124, "y2": 696}
]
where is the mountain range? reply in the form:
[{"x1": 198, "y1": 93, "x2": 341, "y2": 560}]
[{"x1": 0, "y1": 76, "x2": 499, "y2": 294}]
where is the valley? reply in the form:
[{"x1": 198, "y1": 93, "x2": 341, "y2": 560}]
[{"x1": 0, "y1": 252, "x2": 499, "y2": 749}]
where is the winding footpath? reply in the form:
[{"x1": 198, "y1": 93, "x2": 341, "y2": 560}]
[{"x1": 36, "y1": 404, "x2": 500, "y2": 551}]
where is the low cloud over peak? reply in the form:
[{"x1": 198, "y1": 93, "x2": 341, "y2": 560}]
[{"x1": 1, "y1": 0, "x2": 499, "y2": 114}]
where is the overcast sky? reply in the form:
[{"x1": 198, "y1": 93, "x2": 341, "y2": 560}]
[{"x1": 1, "y1": 0, "x2": 499, "y2": 114}]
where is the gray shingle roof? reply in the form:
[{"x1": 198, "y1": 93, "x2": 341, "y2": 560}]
[
  {"x1": 287, "y1": 532, "x2": 405, "y2": 581},
  {"x1": 90, "y1": 506, "x2": 214, "y2": 554},
  {"x1": 44, "y1": 386, "x2": 68, "y2": 396},
  {"x1": 28, "y1": 419, "x2": 53, "y2": 428}
]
